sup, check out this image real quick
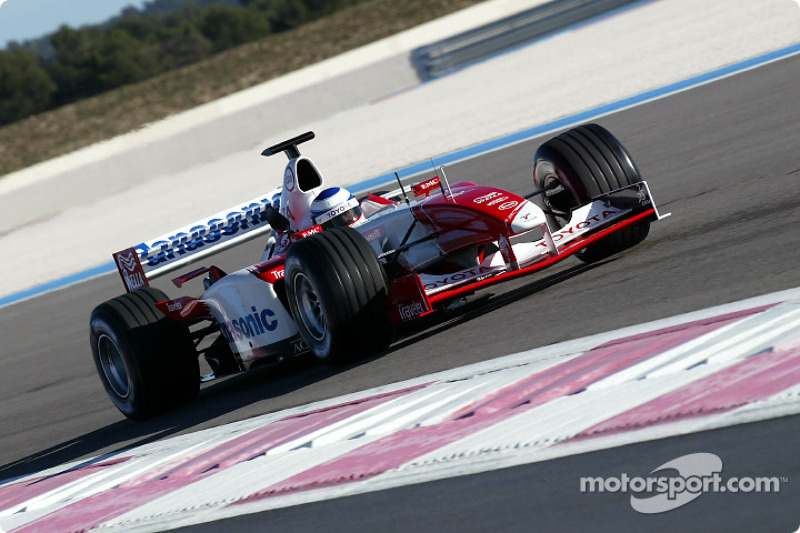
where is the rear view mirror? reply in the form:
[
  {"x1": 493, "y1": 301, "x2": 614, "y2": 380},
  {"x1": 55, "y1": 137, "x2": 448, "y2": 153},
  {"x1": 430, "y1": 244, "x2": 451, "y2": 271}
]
[{"x1": 266, "y1": 204, "x2": 290, "y2": 232}]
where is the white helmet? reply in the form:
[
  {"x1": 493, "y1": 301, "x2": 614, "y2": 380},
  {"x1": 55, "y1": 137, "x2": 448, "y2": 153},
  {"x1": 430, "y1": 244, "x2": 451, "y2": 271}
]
[{"x1": 310, "y1": 187, "x2": 366, "y2": 229}]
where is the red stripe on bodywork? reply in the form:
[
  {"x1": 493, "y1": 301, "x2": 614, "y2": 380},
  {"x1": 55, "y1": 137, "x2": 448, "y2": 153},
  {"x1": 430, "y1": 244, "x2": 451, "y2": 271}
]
[
  {"x1": 235, "y1": 305, "x2": 772, "y2": 502},
  {"x1": 428, "y1": 209, "x2": 655, "y2": 305}
]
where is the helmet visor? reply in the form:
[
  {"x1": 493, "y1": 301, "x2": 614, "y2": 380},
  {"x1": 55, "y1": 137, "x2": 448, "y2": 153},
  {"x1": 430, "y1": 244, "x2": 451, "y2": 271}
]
[{"x1": 321, "y1": 205, "x2": 363, "y2": 229}]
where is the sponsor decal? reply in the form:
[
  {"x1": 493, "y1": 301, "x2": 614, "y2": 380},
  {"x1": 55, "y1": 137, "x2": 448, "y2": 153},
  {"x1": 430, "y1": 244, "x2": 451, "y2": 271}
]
[
  {"x1": 292, "y1": 225, "x2": 322, "y2": 241},
  {"x1": 387, "y1": 274, "x2": 431, "y2": 324},
  {"x1": 123, "y1": 271, "x2": 147, "y2": 291},
  {"x1": 113, "y1": 248, "x2": 149, "y2": 291},
  {"x1": 219, "y1": 306, "x2": 278, "y2": 343},
  {"x1": 270, "y1": 232, "x2": 292, "y2": 256},
  {"x1": 329, "y1": 205, "x2": 348, "y2": 218},
  {"x1": 473, "y1": 191, "x2": 519, "y2": 211},
  {"x1": 637, "y1": 185, "x2": 651, "y2": 206},
  {"x1": 117, "y1": 251, "x2": 138, "y2": 273},
  {"x1": 291, "y1": 338, "x2": 310, "y2": 355},
  {"x1": 249, "y1": 260, "x2": 286, "y2": 284},
  {"x1": 325, "y1": 203, "x2": 352, "y2": 220},
  {"x1": 167, "y1": 301, "x2": 182, "y2": 312},
  {"x1": 363, "y1": 225, "x2": 387, "y2": 243},
  {"x1": 486, "y1": 195, "x2": 509, "y2": 206},
  {"x1": 517, "y1": 211, "x2": 533, "y2": 223},
  {"x1": 136, "y1": 196, "x2": 274, "y2": 268},
  {"x1": 423, "y1": 265, "x2": 495, "y2": 290},
  {"x1": 473, "y1": 191, "x2": 503, "y2": 204},
  {"x1": 252, "y1": 265, "x2": 285, "y2": 284},
  {"x1": 397, "y1": 301, "x2": 426, "y2": 321},
  {"x1": 536, "y1": 209, "x2": 622, "y2": 247},
  {"x1": 412, "y1": 177, "x2": 441, "y2": 196},
  {"x1": 284, "y1": 168, "x2": 295, "y2": 192}
]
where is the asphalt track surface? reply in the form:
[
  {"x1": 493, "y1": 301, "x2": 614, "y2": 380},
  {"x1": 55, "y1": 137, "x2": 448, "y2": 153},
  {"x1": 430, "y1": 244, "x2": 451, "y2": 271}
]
[{"x1": 2, "y1": 51, "x2": 800, "y2": 531}]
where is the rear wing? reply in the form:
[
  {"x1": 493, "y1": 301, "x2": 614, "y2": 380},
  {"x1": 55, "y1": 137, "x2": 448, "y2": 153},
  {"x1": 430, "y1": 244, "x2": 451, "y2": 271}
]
[{"x1": 113, "y1": 188, "x2": 280, "y2": 292}]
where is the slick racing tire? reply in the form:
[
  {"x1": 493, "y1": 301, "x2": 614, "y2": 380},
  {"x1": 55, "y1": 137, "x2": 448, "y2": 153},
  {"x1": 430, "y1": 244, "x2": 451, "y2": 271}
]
[
  {"x1": 90, "y1": 287, "x2": 199, "y2": 420},
  {"x1": 284, "y1": 226, "x2": 393, "y2": 365},
  {"x1": 533, "y1": 123, "x2": 650, "y2": 263}
]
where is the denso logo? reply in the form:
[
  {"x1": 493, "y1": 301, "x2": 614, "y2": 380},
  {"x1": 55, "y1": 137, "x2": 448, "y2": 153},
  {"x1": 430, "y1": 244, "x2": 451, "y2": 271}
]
[
  {"x1": 137, "y1": 197, "x2": 273, "y2": 267},
  {"x1": 220, "y1": 306, "x2": 278, "y2": 343}
]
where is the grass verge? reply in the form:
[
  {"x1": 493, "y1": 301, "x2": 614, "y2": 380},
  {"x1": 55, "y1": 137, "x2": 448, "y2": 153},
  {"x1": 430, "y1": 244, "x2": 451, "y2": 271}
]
[{"x1": 0, "y1": 0, "x2": 485, "y2": 178}]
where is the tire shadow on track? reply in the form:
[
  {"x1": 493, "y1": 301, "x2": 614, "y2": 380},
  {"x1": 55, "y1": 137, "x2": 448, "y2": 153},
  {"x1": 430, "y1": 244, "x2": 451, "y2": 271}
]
[{"x1": 0, "y1": 257, "x2": 603, "y2": 484}]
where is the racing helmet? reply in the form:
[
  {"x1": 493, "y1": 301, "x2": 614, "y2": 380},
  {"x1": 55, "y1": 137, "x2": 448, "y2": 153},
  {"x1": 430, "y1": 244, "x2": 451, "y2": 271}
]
[{"x1": 310, "y1": 187, "x2": 366, "y2": 229}]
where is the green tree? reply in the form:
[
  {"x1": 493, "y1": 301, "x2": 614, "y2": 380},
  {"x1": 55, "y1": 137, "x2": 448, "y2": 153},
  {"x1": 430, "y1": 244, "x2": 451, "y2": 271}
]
[
  {"x1": 240, "y1": 0, "x2": 309, "y2": 32},
  {"x1": 0, "y1": 45, "x2": 56, "y2": 125},
  {"x1": 115, "y1": 10, "x2": 161, "y2": 42},
  {"x1": 45, "y1": 25, "x2": 160, "y2": 104},
  {"x1": 158, "y1": 25, "x2": 213, "y2": 69},
  {"x1": 94, "y1": 28, "x2": 160, "y2": 89},
  {"x1": 4, "y1": 0, "x2": 370, "y2": 124},
  {"x1": 45, "y1": 26, "x2": 98, "y2": 105},
  {"x1": 200, "y1": 4, "x2": 271, "y2": 51}
]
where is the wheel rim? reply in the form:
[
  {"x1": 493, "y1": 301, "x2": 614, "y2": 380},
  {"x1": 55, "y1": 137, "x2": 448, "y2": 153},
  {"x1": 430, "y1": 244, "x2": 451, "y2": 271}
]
[
  {"x1": 293, "y1": 272, "x2": 327, "y2": 342},
  {"x1": 542, "y1": 174, "x2": 574, "y2": 223},
  {"x1": 97, "y1": 334, "x2": 130, "y2": 399}
]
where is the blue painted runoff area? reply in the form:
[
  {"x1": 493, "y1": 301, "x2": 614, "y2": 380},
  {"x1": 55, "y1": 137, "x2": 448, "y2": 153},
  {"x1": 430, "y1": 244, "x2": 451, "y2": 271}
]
[
  {"x1": 0, "y1": 261, "x2": 115, "y2": 307},
  {"x1": 2, "y1": 41, "x2": 800, "y2": 309}
]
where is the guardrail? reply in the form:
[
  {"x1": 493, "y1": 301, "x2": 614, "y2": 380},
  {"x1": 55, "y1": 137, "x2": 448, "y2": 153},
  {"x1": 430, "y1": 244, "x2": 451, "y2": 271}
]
[{"x1": 411, "y1": 0, "x2": 642, "y2": 80}]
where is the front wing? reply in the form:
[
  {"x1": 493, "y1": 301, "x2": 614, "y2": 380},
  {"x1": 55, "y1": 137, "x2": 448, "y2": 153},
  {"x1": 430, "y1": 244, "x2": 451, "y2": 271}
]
[{"x1": 387, "y1": 182, "x2": 668, "y2": 323}]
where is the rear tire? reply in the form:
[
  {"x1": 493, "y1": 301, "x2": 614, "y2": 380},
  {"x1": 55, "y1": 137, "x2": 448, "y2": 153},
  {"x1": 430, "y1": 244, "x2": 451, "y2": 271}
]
[
  {"x1": 533, "y1": 123, "x2": 650, "y2": 263},
  {"x1": 284, "y1": 226, "x2": 393, "y2": 365},
  {"x1": 90, "y1": 287, "x2": 199, "y2": 420}
]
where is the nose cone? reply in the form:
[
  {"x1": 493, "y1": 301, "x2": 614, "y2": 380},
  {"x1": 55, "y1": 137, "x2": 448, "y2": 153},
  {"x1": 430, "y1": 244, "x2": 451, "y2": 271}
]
[{"x1": 509, "y1": 200, "x2": 547, "y2": 234}]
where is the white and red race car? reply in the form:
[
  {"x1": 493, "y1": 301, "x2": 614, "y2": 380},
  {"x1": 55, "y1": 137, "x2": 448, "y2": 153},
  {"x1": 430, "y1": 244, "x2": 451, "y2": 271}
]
[{"x1": 90, "y1": 124, "x2": 668, "y2": 419}]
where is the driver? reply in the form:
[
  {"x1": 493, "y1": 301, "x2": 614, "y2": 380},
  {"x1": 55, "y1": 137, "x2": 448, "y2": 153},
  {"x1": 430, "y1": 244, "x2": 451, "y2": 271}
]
[{"x1": 310, "y1": 187, "x2": 367, "y2": 229}]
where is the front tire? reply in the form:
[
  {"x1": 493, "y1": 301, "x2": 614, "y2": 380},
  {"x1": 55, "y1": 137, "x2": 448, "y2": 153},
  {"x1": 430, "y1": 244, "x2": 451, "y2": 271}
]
[
  {"x1": 284, "y1": 226, "x2": 393, "y2": 365},
  {"x1": 90, "y1": 288, "x2": 199, "y2": 420},
  {"x1": 533, "y1": 123, "x2": 650, "y2": 263}
]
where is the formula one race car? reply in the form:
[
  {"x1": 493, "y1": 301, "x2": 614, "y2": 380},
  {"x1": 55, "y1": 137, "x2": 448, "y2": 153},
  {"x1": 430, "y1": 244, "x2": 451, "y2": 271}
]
[{"x1": 90, "y1": 124, "x2": 668, "y2": 419}]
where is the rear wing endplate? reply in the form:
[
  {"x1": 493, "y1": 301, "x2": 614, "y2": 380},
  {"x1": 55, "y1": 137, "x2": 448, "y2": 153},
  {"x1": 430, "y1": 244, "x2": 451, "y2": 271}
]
[{"x1": 113, "y1": 188, "x2": 280, "y2": 292}]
